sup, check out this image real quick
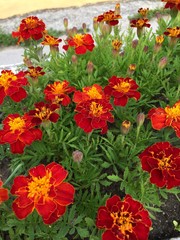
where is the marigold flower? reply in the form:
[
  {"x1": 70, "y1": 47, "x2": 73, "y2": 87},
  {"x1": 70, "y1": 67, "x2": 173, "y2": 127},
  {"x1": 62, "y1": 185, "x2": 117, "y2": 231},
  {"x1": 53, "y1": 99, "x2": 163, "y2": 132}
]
[
  {"x1": 73, "y1": 84, "x2": 106, "y2": 104},
  {"x1": 112, "y1": 39, "x2": 122, "y2": 51},
  {"x1": 74, "y1": 99, "x2": 114, "y2": 134},
  {"x1": 41, "y1": 34, "x2": 62, "y2": 52},
  {"x1": 148, "y1": 100, "x2": 180, "y2": 137},
  {"x1": 10, "y1": 162, "x2": 75, "y2": 224},
  {"x1": 0, "y1": 179, "x2": 9, "y2": 204},
  {"x1": 138, "y1": 8, "x2": 149, "y2": 17},
  {"x1": 0, "y1": 70, "x2": 28, "y2": 104},
  {"x1": 130, "y1": 18, "x2": 151, "y2": 28},
  {"x1": 164, "y1": 27, "x2": 180, "y2": 38},
  {"x1": 156, "y1": 35, "x2": 164, "y2": 44},
  {"x1": 96, "y1": 194, "x2": 152, "y2": 240},
  {"x1": 121, "y1": 120, "x2": 131, "y2": 135},
  {"x1": 96, "y1": 8, "x2": 122, "y2": 26},
  {"x1": 12, "y1": 16, "x2": 46, "y2": 44},
  {"x1": 28, "y1": 102, "x2": 60, "y2": 125},
  {"x1": 0, "y1": 113, "x2": 42, "y2": 154},
  {"x1": 63, "y1": 33, "x2": 95, "y2": 54},
  {"x1": 104, "y1": 76, "x2": 141, "y2": 107},
  {"x1": 139, "y1": 142, "x2": 180, "y2": 189},
  {"x1": 44, "y1": 80, "x2": 75, "y2": 106},
  {"x1": 161, "y1": 0, "x2": 180, "y2": 11},
  {"x1": 25, "y1": 66, "x2": 45, "y2": 80}
]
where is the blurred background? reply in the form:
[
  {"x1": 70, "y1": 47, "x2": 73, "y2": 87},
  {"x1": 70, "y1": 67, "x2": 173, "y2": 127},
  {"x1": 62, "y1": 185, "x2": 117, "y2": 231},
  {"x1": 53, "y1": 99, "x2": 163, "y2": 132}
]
[{"x1": 1, "y1": 0, "x2": 111, "y2": 19}]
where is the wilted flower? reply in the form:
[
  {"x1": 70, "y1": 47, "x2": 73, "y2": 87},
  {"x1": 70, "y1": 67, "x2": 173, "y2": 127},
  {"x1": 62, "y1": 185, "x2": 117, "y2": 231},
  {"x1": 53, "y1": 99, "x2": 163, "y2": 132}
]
[
  {"x1": 0, "y1": 113, "x2": 42, "y2": 154},
  {"x1": 0, "y1": 70, "x2": 28, "y2": 104},
  {"x1": 121, "y1": 120, "x2": 131, "y2": 135},
  {"x1": 0, "y1": 179, "x2": 9, "y2": 204},
  {"x1": 139, "y1": 142, "x2": 180, "y2": 189},
  {"x1": 63, "y1": 33, "x2": 95, "y2": 54},
  {"x1": 12, "y1": 16, "x2": 46, "y2": 44},
  {"x1": 148, "y1": 100, "x2": 180, "y2": 138},
  {"x1": 74, "y1": 99, "x2": 114, "y2": 134},
  {"x1": 44, "y1": 80, "x2": 76, "y2": 106},
  {"x1": 158, "y1": 56, "x2": 168, "y2": 69},
  {"x1": 11, "y1": 162, "x2": 75, "y2": 224},
  {"x1": 96, "y1": 194, "x2": 152, "y2": 240},
  {"x1": 104, "y1": 76, "x2": 141, "y2": 106}
]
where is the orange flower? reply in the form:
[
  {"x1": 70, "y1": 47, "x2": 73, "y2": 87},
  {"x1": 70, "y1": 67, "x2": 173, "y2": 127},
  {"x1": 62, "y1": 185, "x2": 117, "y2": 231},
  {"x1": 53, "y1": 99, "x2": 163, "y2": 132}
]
[
  {"x1": 63, "y1": 33, "x2": 95, "y2": 54},
  {"x1": 73, "y1": 84, "x2": 106, "y2": 104},
  {"x1": 148, "y1": 100, "x2": 180, "y2": 138},
  {"x1": 10, "y1": 162, "x2": 75, "y2": 224},
  {"x1": 0, "y1": 179, "x2": 9, "y2": 204},
  {"x1": 164, "y1": 27, "x2": 180, "y2": 38},
  {"x1": 12, "y1": 16, "x2": 46, "y2": 44},
  {"x1": 74, "y1": 99, "x2": 114, "y2": 134},
  {"x1": 0, "y1": 113, "x2": 42, "y2": 154},
  {"x1": 161, "y1": 0, "x2": 180, "y2": 10},
  {"x1": 130, "y1": 18, "x2": 151, "y2": 28},
  {"x1": 138, "y1": 8, "x2": 149, "y2": 17},
  {"x1": 25, "y1": 66, "x2": 45, "y2": 80},
  {"x1": 104, "y1": 76, "x2": 141, "y2": 106},
  {"x1": 156, "y1": 35, "x2": 164, "y2": 44},
  {"x1": 0, "y1": 70, "x2": 28, "y2": 104},
  {"x1": 96, "y1": 195, "x2": 152, "y2": 240},
  {"x1": 41, "y1": 35, "x2": 62, "y2": 47},
  {"x1": 44, "y1": 80, "x2": 76, "y2": 106},
  {"x1": 112, "y1": 39, "x2": 122, "y2": 51}
]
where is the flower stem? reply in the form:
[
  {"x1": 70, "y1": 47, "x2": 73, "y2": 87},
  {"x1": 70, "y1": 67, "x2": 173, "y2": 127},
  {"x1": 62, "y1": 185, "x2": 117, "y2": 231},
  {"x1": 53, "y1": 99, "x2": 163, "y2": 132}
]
[{"x1": 4, "y1": 162, "x2": 24, "y2": 186}]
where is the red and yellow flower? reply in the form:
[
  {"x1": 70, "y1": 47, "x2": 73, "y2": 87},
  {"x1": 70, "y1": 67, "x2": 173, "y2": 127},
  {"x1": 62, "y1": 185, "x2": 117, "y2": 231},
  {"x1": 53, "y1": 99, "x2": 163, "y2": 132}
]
[
  {"x1": 164, "y1": 27, "x2": 180, "y2": 38},
  {"x1": 74, "y1": 99, "x2": 114, "y2": 134},
  {"x1": 130, "y1": 18, "x2": 151, "y2": 28},
  {"x1": 41, "y1": 34, "x2": 62, "y2": 47},
  {"x1": 63, "y1": 33, "x2": 95, "y2": 54},
  {"x1": 28, "y1": 102, "x2": 60, "y2": 125},
  {"x1": 0, "y1": 113, "x2": 42, "y2": 154},
  {"x1": 10, "y1": 162, "x2": 75, "y2": 224},
  {"x1": 138, "y1": 8, "x2": 149, "y2": 17},
  {"x1": 148, "y1": 100, "x2": 180, "y2": 138},
  {"x1": 12, "y1": 16, "x2": 46, "y2": 44},
  {"x1": 73, "y1": 84, "x2": 107, "y2": 104},
  {"x1": 44, "y1": 80, "x2": 75, "y2": 106},
  {"x1": 139, "y1": 142, "x2": 180, "y2": 189},
  {"x1": 0, "y1": 70, "x2": 28, "y2": 104},
  {"x1": 104, "y1": 76, "x2": 141, "y2": 106},
  {"x1": 25, "y1": 66, "x2": 45, "y2": 80},
  {"x1": 161, "y1": 0, "x2": 180, "y2": 10},
  {"x1": 0, "y1": 179, "x2": 9, "y2": 204},
  {"x1": 96, "y1": 194, "x2": 152, "y2": 240}
]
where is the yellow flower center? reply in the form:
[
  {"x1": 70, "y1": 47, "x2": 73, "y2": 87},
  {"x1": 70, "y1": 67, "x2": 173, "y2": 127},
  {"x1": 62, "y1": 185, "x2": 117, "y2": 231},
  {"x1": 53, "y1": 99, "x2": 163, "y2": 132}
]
[
  {"x1": 35, "y1": 106, "x2": 52, "y2": 121},
  {"x1": 0, "y1": 72, "x2": 17, "y2": 89},
  {"x1": 113, "y1": 81, "x2": 130, "y2": 93},
  {"x1": 136, "y1": 19, "x2": 146, "y2": 28},
  {"x1": 27, "y1": 171, "x2": 52, "y2": 202},
  {"x1": 112, "y1": 39, "x2": 122, "y2": 51},
  {"x1": 44, "y1": 36, "x2": 59, "y2": 46},
  {"x1": 157, "y1": 152, "x2": 172, "y2": 170},
  {"x1": 25, "y1": 18, "x2": 38, "y2": 29},
  {"x1": 156, "y1": 35, "x2": 164, "y2": 44},
  {"x1": 89, "y1": 101, "x2": 104, "y2": 117},
  {"x1": 165, "y1": 103, "x2": 180, "y2": 122},
  {"x1": 51, "y1": 82, "x2": 65, "y2": 95},
  {"x1": 85, "y1": 86, "x2": 102, "y2": 99},
  {"x1": 9, "y1": 117, "x2": 25, "y2": 133},
  {"x1": 73, "y1": 34, "x2": 84, "y2": 46},
  {"x1": 111, "y1": 210, "x2": 133, "y2": 236}
]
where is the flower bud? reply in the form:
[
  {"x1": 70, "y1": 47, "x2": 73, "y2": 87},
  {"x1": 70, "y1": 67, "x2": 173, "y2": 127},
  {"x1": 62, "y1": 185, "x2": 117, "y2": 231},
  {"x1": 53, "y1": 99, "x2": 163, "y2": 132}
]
[
  {"x1": 63, "y1": 18, "x2": 68, "y2": 29},
  {"x1": 158, "y1": 56, "x2": 168, "y2": 69},
  {"x1": 132, "y1": 39, "x2": 138, "y2": 49},
  {"x1": 82, "y1": 23, "x2": 87, "y2": 33},
  {"x1": 71, "y1": 55, "x2": 78, "y2": 65},
  {"x1": 93, "y1": 17, "x2": 99, "y2": 32},
  {"x1": 136, "y1": 113, "x2": 145, "y2": 127},
  {"x1": 72, "y1": 150, "x2": 83, "y2": 163},
  {"x1": 127, "y1": 64, "x2": 136, "y2": 75},
  {"x1": 87, "y1": 61, "x2": 94, "y2": 74},
  {"x1": 115, "y1": 3, "x2": 120, "y2": 15},
  {"x1": 121, "y1": 120, "x2": 131, "y2": 135}
]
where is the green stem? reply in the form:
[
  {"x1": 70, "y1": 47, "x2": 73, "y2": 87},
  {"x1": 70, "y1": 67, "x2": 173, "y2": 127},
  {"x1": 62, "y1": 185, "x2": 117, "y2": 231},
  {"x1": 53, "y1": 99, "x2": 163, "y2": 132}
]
[{"x1": 4, "y1": 162, "x2": 24, "y2": 186}]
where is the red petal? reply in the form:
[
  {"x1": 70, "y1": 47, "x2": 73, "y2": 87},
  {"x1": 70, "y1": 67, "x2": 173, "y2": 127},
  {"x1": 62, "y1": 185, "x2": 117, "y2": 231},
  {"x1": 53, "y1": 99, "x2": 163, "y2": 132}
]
[
  {"x1": 36, "y1": 197, "x2": 56, "y2": 219},
  {"x1": 106, "y1": 195, "x2": 121, "y2": 211},
  {"x1": 114, "y1": 96, "x2": 128, "y2": 106},
  {"x1": 75, "y1": 46, "x2": 87, "y2": 54},
  {"x1": 47, "y1": 162, "x2": 68, "y2": 185},
  {"x1": 10, "y1": 140, "x2": 26, "y2": 154},
  {"x1": 0, "y1": 188, "x2": 9, "y2": 203},
  {"x1": 150, "y1": 168, "x2": 165, "y2": 187},
  {"x1": 19, "y1": 130, "x2": 36, "y2": 145},
  {"x1": 10, "y1": 88, "x2": 27, "y2": 102},
  {"x1": 29, "y1": 164, "x2": 46, "y2": 178},
  {"x1": 0, "y1": 87, "x2": 6, "y2": 104},
  {"x1": 102, "y1": 230, "x2": 117, "y2": 240},
  {"x1": 96, "y1": 207, "x2": 113, "y2": 229},
  {"x1": 12, "y1": 199, "x2": 34, "y2": 219},
  {"x1": 43, "y1": 204, "x2": 66, "y2": 224},
  {"x1": 11, "y1": 175, "x2": 29, "y2": 194},
  {"x1": 55, "y1": 182, "x2": 75, "y2": 206}
]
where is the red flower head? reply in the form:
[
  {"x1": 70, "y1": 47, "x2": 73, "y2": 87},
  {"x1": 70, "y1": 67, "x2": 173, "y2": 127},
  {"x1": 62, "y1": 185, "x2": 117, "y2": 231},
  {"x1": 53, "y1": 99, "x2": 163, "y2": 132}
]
[
  {"x1": 28, "y1": 101, "x2": 60, "y2": 125},
  {"x1": 44, "y1": 80, "x2": 76, "y2": 106},
  {"x1": 0, "y1": 70, "x2": 28, "y2": 104},
  {"x1": 12, "y1": 16, "x2": 46, "y2": 44},
  {"x1": 164, "y1": 27, "x2": 180, "y2": 38},
  {"x1": 41, "y1": 34, "x2": 62, "y2": 47},
  {"x1": 96, "y1": 8, "x2": 122, "y2": 26},
  {"x1": 104, "y1": 76, "x2": 141, "y2": 106},
  {"x1": 161, "y1": 0, "x2": 180, "y2": 11},
  {"x1": 63, "y1": 33, "x2": 95, "y2": 54},
  {"x1": 10, "y1": 162, "x2": 75, "y2": 224},
  {"x1": 96, "y1": 194, "x2": 152, "y2": 240},
  {"x1": 74, "y1": 99, "x2": 114, "y2": 134},
  {"x1": 139, "y1": 142, "x2": 180, "y2": 189},
  {"x1": 25, "y1": 66, "x2": 45, "y2": 80},
  {"x1": 0, "y1": 179, "x2": 9, "y2": 204},
  {"x1": 0, "y1": 113, "x2": 42, "y2": 154},
  {"x1": 130, "y1": 18, "x2": 151, "y2": 28},
  {"x1": 148, "y1": 100, "x2": 180, "y2": 138},
  {"x1": 73, "y1": 84, "x2": 107, "y2": 104}
]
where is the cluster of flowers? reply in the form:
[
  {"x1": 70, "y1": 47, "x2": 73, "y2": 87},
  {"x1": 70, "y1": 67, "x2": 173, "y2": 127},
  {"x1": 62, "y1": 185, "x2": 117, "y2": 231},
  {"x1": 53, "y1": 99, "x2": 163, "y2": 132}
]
[{"x1": 0, "y1": 0, "x2": 179, "y2": 239}]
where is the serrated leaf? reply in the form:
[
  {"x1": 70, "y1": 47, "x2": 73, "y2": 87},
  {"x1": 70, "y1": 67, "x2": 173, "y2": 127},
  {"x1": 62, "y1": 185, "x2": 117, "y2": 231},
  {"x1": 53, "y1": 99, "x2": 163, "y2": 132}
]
[
  {"x1": 107, "y1": 174, "x2": 121, "y2": 182},
  {"x1": 76, "y1": 227, "x2": 89, "y2": 238},
  {"x1": 85, "y1": 217, "x2": 95, "y2": 227}
]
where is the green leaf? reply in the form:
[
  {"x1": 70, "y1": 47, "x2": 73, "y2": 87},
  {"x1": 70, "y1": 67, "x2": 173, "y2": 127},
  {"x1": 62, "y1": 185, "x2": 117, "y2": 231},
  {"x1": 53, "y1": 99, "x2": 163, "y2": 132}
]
[
  {"x1": 107, "y1": 174, "x2": 121, "y2": 182},
  {"x1": 76, "y1": 227, "x2": 89, "y2": 238},
  {"x1": 85, "y1": 217, "x2": 95, "y2": 227}
]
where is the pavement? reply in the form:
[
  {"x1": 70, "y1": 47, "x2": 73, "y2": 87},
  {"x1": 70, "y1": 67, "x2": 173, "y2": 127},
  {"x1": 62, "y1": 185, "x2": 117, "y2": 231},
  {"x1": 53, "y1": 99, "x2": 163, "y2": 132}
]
[{"x1": 0, "y1": 0, "x2": 165, "y2": 69}]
